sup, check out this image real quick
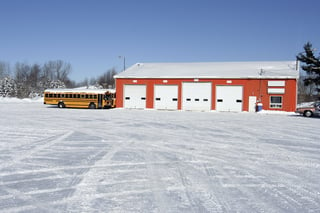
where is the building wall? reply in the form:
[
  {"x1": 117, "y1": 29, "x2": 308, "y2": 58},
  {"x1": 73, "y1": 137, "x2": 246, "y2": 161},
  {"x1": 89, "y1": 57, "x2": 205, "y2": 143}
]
[{"x1": 115, "y1": 78, "x2": 297, "y2": 112}]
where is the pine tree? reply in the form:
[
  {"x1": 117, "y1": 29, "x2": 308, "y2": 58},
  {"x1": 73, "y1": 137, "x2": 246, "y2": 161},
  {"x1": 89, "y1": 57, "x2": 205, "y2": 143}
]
[
  {"x1": 296, "y1": 42, "x2": 320, "y2": 91},
  {"x1": 0, "y1": 77, "x2": 17, "y2": 97}
]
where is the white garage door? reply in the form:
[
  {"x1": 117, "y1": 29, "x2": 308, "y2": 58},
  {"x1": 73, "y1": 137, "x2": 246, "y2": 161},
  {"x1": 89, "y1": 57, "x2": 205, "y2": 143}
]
[
  {"x1": 182, "y1": 82, "x2": 212, "y2": 111},
  {"x1": 216, "y1": 86, "x2": 243, "y2": 112},
  {"x1": 154, "y1": 85, "x2": 178, "y2": 110},
  {"x1": 124, "y1": 85, "x2": 146, "y2": 109}
]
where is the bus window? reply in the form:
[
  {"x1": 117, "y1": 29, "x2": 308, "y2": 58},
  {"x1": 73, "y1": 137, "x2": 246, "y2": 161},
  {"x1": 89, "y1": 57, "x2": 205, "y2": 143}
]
[
  {"x1": 85, "y1": 94, "x2": 89, "y2": 99},
  {"x1": 93, "y1": 95, "x2": 97, "y2": 99}
]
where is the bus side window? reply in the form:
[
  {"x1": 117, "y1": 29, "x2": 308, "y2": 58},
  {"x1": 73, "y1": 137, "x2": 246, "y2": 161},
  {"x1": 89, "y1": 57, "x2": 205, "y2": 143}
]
[
  {"x1": 89, "y1": 95, "x2": 93, "y2": 99},
  {"x1": 57, "y1": 94, "x2": 61, "y2": 98},
  {"x1": 45, "y1": 94, "x2": 48, "y2": 97},
  {"x1": 49, "y1": 94, "x2": 53, "y2": 98},
  {"x1": 85, "y1": 94, "x2": 89, "y2": 99},
  {"x1": 94, "y1": 95, "x2": 97, "y2": 99}
]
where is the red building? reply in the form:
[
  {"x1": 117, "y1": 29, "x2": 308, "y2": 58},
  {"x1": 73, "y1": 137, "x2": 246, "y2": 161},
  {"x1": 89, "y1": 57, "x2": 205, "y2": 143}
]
[{"x1": 114, "y1": 61, "x2": 299, "y2": 112}]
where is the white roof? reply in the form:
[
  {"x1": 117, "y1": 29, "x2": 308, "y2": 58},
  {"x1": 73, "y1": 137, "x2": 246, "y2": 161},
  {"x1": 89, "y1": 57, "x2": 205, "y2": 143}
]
[
  {"x1": 114, "y1": 61, "x2": 299, "y2": 79},
  {"x1": 44, "y1": 88, "x2": 115, "y2": 93}
]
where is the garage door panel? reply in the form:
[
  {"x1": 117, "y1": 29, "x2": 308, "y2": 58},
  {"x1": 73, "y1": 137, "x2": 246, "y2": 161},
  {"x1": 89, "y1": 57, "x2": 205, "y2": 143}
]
[
  {"x1": 182, "y1": 83, "x2": 211, "y2": 111},
  {"x1": 124, "y1": 85, "x2": 146, "y2": 109},
  {"x1": 154, "y1": 85, "x2": 178, "y2": 110},
  {"x1": 216, "y1": 86, "x2": 243, "y2": 112}
]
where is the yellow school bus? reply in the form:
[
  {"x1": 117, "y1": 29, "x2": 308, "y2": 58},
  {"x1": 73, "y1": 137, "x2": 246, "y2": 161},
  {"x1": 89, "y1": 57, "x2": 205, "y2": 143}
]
[{"x1": 44, "y1": 89, "x2": 116, "y2": 109}]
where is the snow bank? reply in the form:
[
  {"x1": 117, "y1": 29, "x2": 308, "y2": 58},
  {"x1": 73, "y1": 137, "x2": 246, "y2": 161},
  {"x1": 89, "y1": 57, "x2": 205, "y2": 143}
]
[
  {"x1": 0, "y1": 97, "x2": 43, "y2": 103},
  {"x1": 257, "y1": 110, "x2": 298, "y2": 115}
]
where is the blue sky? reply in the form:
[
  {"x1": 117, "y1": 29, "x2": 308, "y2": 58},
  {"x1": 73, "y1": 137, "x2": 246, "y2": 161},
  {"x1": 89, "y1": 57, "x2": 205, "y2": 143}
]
[{"x1": 1, "y1": 0, "x2": 320, "y2": 82}]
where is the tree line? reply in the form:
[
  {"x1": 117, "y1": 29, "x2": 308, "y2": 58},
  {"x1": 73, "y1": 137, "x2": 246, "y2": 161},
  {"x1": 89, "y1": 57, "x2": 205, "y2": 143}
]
[
  {"x1": 0, "y1": 60, "x2": 117, "y2": 98},
  {"x1": 1, "y1": 43, "x2": 319, "y2": 101}
]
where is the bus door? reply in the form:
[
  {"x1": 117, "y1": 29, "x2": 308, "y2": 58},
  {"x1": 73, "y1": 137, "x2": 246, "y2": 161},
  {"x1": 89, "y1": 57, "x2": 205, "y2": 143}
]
[{"x1": 98, "y1": 94, "x2": 103, "y2": 108}]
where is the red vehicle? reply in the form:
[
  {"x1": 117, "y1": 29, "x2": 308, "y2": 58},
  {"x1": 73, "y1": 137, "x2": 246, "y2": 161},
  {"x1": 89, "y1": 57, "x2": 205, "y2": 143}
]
[{"x1": 295, "y1": 101, "x2": 320, "y2": 117}]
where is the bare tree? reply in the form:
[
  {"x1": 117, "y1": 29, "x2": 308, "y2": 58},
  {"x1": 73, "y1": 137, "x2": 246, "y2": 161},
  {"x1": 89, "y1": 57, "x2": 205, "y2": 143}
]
[
  {"x1": 0, "y1": 61, "x2": 10, "y2": 78},
  {"x1": 14, "y1": 62, "x2": 30, "y2": 83},
  {"x1": 97, "y1": 68, "x2": 117, "y2": 88},
  {"x1": 43, "y1": 60, "x2": 72, "y2": 83},
  {"x1": 29, "y1": 64, "x2": 41, "y2": 88},
  {"x1": 14, "y1": 62, "x2": 31, "y2": 98}
]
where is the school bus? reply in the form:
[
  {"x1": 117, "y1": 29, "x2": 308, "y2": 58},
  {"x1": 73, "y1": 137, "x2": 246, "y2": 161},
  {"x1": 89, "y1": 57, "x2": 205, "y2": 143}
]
[{"x1": 44, "y1": 89, "x2": 116, "y2": 109}]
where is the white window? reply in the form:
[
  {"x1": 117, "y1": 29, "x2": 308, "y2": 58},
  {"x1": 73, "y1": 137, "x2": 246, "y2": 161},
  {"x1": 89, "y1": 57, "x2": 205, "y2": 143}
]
[
  {"x1": 268, "y1": 88, "x2": 285, "y2": 94},
  {"x1": 270, "y1": 96, "x2": 282, "y2": 108},
  {"x1": 268, "y1": 81, "x2": 285, "y2": 87}
]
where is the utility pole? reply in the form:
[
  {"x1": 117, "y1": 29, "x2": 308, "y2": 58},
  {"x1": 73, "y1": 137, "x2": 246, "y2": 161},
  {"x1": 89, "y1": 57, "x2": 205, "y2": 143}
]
[{"x1": 118, "y1": 56, "x2": 126, "y2": 72}]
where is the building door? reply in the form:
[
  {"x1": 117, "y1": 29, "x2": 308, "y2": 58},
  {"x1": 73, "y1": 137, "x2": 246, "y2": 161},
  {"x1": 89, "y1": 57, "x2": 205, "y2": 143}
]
[
  {"x1": 154, "y1": 85, "x2": 178, "y2": 110},
  {"x1": 216, "y1": 86, "x2": 243, "y2": 112},
  {"x1": 123, "y1": 85, "x2": 146, "y2": 109},
  {"x1": 182, "y1": 82, "x2": 211, "y2": 111},
  {"x1": 248, "y1": 96, "x2": 257, "y2": 112}
]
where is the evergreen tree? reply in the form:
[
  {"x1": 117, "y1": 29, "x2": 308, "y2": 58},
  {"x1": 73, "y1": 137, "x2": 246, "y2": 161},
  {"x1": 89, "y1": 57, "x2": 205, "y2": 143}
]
[
  {"x1": 0, "y1": 77, "x2": 17, "y2": 97},
  {"x1": 296, "y1": 42, "x2": 320, "y2": 92}
]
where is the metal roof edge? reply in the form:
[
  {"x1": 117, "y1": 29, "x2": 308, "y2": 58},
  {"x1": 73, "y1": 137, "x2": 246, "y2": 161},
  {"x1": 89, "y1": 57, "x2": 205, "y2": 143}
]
[{"x1": 113, "y1": 76, "x2": 298, "y2": 80}]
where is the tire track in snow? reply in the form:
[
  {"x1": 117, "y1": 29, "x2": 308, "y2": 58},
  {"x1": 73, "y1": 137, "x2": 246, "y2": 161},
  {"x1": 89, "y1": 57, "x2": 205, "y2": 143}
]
[
  {"x1": 0, "y1": 183, "x2": 58, "y2": 213},
  {"x1": 206, "y1": 139, "x2": 320, "y2": 213},
  {"x1": 0, "y1": 129, "x2": 120, "y2": 212},
  {"x1": 141, "y1": 140, "x2": 297, "y2": 212},
  {"x1": 220, "y1": 132, "x2": 320, "y2": 212},
  {"x1": 0, "y1": 130, "x2": 74, "y2": 170},
  {"x1": 242, "y1": 160, "x2": 320, "y2": 212},
  {"x1": 142, "y1": 149, "x2": 171, "y2": 213},
  {"x1": 64, "y1": 140, "x2": 135, "y2": 212},
  {"x1": 0, "y1": 131, "x2": 75, "y2": 212},
  {"x1": 172, "y1": 124, "x2": 320, "y2": 212},
  {"x1": 141, "y1": 142, "x2": 232, "y2": 213}
]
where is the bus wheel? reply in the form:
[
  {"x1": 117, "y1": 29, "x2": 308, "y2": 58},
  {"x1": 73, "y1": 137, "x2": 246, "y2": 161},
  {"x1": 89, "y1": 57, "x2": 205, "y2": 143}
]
[
  {"x1": 89, "y1": 103, "x2": 96, "y2": 109},
  {"x1": 58, "y1": 102, "x2": 65, "y2": 108}
]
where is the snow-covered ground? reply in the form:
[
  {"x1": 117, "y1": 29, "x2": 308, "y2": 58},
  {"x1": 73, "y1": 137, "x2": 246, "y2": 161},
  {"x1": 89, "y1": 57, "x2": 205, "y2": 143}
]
[{"x1": 0, "y1": 99, "x2": 319, "y2": 212}]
